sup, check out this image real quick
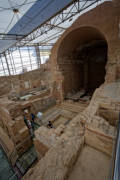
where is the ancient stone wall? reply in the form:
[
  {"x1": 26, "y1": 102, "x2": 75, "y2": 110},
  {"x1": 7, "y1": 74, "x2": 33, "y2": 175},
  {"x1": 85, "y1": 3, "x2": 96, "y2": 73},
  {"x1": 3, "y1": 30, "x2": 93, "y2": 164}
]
[
  {"x1": 22, "y1": 115, "x2": 84, "y2": 180},
  {"x1": 0, "y1": 103, "x2": 32, "y2": 157},
  {"x1": 0, "y1": 66, "x2": 52, "y2": 96}
]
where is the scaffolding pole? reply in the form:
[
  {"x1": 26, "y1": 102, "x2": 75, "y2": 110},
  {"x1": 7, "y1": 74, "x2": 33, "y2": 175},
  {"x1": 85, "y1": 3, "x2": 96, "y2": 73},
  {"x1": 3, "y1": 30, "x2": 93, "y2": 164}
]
[
  {"x1": 4, "y1": 52, "x2": 11, "y2": 76},
  {"x1": 35, "y1": 45, "x2": 41, "y2": 68}
]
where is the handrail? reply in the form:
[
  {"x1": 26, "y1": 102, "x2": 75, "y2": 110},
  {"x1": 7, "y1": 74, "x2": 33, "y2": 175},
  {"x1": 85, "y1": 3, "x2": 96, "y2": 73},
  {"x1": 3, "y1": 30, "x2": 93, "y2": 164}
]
[{"x1": 110, "y1": 112, "x2": 120, "y2": 180}]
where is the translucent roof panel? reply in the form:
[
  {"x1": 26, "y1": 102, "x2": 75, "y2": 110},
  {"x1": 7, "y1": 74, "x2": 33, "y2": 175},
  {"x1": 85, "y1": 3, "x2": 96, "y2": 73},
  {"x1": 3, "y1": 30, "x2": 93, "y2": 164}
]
[
  {"x1": 0, "y1": 0, "x2": 111, "y2": 54},
  {"x1": 0, "y1": 0, "x2": 75, "y2": 53},
  {"x1": 0, "y1": 0, "x2": 37, "y2": 34},
  {"x1": 30, "y1": 0, "x2": 111, "y2": 46}
]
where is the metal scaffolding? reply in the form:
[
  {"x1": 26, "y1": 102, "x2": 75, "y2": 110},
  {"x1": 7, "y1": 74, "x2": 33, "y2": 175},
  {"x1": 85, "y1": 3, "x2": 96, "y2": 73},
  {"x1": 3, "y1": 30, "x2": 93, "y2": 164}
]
[
  {"x1": 15, "y1": 0, "x2": 102, "y2": 47},
  {"x1": 0, "y1": 0, "x2": 104, "y2": 76},
  {"x1": 0, "y1": 45, "x2": 51, "y2": 76}
]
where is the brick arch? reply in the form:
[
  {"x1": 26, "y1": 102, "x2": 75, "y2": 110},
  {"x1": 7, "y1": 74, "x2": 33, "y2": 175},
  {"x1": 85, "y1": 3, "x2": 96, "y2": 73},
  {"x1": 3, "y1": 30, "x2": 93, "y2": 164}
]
[
  {"x1": 54, "y1": 26, "x2": 108, "y2": 98},
  {"x1": 50, "y1": 1, "x2": 120, "y2": 101},
  {"x1": 57, "y1": 25, "x2": 108, "y2": 60},
  {"x1": 50, "y1": 1, "x2": 119, "y2": 66}
]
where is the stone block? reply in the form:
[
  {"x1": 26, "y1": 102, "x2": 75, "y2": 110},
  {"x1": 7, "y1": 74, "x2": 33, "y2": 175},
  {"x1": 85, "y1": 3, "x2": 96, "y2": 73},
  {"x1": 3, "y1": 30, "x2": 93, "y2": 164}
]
[
  {"x1": 19, "y1": 126, "x2": 30, "y2": 139},
  {"x1": 85, "y1": 128, "x2": 114, "y2": 156},
  {"x1": 34, "y1": 138, "x2": 49, "y2": 159}
]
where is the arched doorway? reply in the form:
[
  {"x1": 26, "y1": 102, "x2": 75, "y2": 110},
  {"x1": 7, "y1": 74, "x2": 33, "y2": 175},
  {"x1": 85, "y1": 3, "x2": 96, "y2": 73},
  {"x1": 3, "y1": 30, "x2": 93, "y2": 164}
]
[{"x1": 57, "y1": 26, "x2": 108, "y2": 100}]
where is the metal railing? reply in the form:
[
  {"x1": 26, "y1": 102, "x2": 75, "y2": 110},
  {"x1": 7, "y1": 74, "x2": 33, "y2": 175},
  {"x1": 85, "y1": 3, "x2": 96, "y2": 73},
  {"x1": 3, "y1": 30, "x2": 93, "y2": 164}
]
[{"x1": 110, "y1": 113, "x2": 120, "y2": 180}]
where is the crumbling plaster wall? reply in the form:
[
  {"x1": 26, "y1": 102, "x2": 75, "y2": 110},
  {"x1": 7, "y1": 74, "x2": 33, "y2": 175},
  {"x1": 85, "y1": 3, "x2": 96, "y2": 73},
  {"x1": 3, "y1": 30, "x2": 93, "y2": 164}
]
[{"x1": 50, "y1": 1, "x2": 120, "y2": 102}]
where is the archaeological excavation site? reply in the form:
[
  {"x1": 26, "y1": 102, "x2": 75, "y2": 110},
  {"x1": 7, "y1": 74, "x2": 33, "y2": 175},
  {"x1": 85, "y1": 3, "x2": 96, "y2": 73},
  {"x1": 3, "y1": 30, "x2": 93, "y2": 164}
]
[{"x1": 0, "y1": 0, "x2": 120, "y2": 179}]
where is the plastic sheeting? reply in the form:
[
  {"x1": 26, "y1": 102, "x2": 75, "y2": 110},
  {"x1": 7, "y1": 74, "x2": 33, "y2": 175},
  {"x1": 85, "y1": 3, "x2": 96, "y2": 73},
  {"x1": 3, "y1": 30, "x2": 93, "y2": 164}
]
[{"x1": 0, "y1": 0, "x2": 74, "y2": 53}]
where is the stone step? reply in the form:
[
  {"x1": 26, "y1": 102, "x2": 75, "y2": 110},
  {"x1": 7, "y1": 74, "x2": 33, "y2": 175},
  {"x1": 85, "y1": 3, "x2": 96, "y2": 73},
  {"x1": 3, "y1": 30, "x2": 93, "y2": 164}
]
[{"x1": 61, "y1": 102, "x2": 86, "y2": 113}]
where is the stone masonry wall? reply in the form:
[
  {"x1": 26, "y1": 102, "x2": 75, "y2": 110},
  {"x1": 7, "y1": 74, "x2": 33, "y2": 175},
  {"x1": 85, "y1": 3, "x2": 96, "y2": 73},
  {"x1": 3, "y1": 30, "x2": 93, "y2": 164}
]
[{"x1": 0, "y1": 67, "x2": 52, "y2": 96}]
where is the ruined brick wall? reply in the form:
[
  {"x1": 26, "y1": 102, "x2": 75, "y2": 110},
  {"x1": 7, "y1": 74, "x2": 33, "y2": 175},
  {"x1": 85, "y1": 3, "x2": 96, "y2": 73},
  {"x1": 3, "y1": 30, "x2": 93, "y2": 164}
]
[
  {"x1": 50, "y1": 1, "x2": 120, "y2": 101},
  {"x1": 0, "y1": 67, "x2": 52, "y2": 96}
]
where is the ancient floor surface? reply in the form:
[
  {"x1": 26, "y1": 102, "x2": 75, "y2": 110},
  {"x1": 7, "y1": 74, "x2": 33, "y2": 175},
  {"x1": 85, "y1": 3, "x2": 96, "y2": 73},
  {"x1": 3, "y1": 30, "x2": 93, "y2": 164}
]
[{"x1": 68, "y1": 145, "x2": 111, "y2": 180}]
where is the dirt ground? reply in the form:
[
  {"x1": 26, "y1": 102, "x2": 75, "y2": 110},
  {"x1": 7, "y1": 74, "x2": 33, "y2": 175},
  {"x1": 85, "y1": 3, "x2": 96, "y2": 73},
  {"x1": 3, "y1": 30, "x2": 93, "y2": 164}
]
[{"x1": 68, "y1": 145, "x2": 111, "y2": 180}]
